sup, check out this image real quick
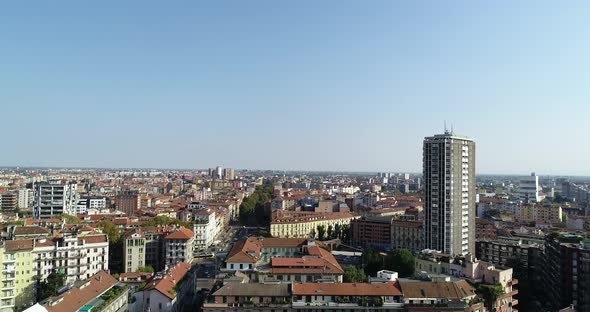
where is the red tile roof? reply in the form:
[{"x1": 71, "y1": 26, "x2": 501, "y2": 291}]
[
  {"x1": 45, "y1": 271, "x2": 118, "y2": 312},
  {"x1": 143, "y1": 262, "x2": 191, "y2": 299},
  {"x1": 164, "y1": 227, "x2": 194, "y2": 240}
]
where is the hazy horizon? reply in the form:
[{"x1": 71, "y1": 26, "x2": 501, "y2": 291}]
[{"x1": 2, "y1": 1, "x2": 590, "y2": 175}]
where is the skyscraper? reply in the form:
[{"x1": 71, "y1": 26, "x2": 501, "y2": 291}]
[{"x1": 423, "y1": 131, "x2": 475, "y2": 256}]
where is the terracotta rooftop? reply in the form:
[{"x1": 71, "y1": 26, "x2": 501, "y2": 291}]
[
  {"x1": 44, "y1": 271, "x2": 118, "y2": 312},
  {"x1": 143, "y1": 262, "x2": 191, "y2": 299},
  {"x1": 398, "y1": 280, "x2": 476, "y2": 299},
  {"x1": 13, "y1": 226, "x2": 50, "y2": 236},
  {"x1": 5, "y1": 239, "x2": 34, "y2": 252},
  {"x1": 164, "y1": 227, "x2": 194, "y2": 240}
]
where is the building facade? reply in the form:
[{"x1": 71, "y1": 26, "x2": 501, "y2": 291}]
[
  {"x1": 33, "y1": 181, "x2": 78, "y2": 218},
  {"x1": 124, "y1": 229, "x2": 146, "y2": 273},
  {"x1": 423, "y1": 132, "x2": 476, "y2": 255}
]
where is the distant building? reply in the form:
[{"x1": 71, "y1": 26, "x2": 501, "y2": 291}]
[
  {"x1": 17, "y1": 189, "x2": 34, "y2": 210},
  {"x1": 0, "y1": 192, "x2": 16, "y2": 211},
  {"x1": 223, "y1": 168, "x2": 235, "y2": 180},
  {"x1": 115, "y1": 194, "x2": 140, "y2": 216},
  {"x1": 518, "y1": 172, "x2": 542, "y2": 203},
  {"x1": 351, "y1": 216, "x2": 392, "y2": 250},
  {"x1": 270, "y1": 211, "x2": 358, "y2": 238},
  {"x1": 34, "y1": 180, "x2": 78, "y2": 218},
  {"x1": 423, "y1": 132, "x2": 476, "y2": 256}
]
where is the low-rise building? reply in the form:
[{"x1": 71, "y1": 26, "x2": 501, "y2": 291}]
[
  {"x1": 135, "y1": 262, "x2": 193, "y2": 312},
  {"x1": 292, "y1": 282, "x2": 404, "y2": 310},
  {"x1": 270, "y1": 211, "x2": 358, "y2": 238},
  {"x1": 36, "y1": 271, "x2": 127, "y2": 312},
  {"x1": 203, "y1": 283, "x2": 291, "y2": 311},
  {"x1": 390, "y1": 219, "x2": 423, "y2": 254}
]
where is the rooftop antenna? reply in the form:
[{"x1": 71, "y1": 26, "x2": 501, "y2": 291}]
[
  {"x1": 451, "y1": 123, "x2": 454, "y2": 135},
  {"x1": 444, "y1": 120, "x2": 448, "y2": 134}
]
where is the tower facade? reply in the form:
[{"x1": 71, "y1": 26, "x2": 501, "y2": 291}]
[{"x1": 423, "y1": 132, "x2": 475, "y2": 255}]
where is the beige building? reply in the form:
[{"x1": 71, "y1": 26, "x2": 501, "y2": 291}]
[
  {"x1": 270, "y1": 211, "x2": 358, "y2": 238},
  {"x1": 391, "y1": 219, "x2": 424, "y2": 254},
  {"x1": 517, "y1": 204, "x2": 562, "y2": 223},
  {"x1": 124, "y1": 229, "x2": 146, "y2": 273}
]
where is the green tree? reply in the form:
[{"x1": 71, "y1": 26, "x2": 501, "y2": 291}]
[
  {"x1": 137, "y1": 266, "x2": 154, "y2": 273},
  {"x1": 97, "y1": 220, "x2": 120, "y2": 243},
  {"x1": 362, "y1": 247, "x2": 384, "y2": 277},
  {"x1": 334, "y1": 223, "x2": 342, "y2": 239},
  {"x1": 476, "y1": 283, "x2": 504, "y2": 310},
  {"x1": 343, "y1": 266, "x2": 367, "y2": 283},
  {"x1": 316, "y1": 225, "x2": 326, "y2": 240},
  {"x1": 144, "y1": 215, "x2": 189, "y2": 228},
  {"x1": 37, "y1": 272, "x2": 65, "y2": 301},
  {"x1": 327, "y1": 225, "x2": 334, "y2": 239},
  {"x1": 385, "y1": 248, "x2": 415, "y2": 277},
  {"x1": 340, "y1": 224, "x2": 350, "y2": 243},
  {"x1": 58, "y1": 213, "x2": 82, "y2": 224},
  {"x1": 309, "y1": 227, "x2": 316, "y2": 239}
]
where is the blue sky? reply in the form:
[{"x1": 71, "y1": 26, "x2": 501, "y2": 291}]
[{"x1": 1, "y1": 1, "x2": 589, "y2": 175}]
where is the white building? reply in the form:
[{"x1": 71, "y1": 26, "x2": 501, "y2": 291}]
[
  {"x1": 17, "y1": 189, "x2": 34, "y2": 209},
  {"x1": 164, "y1": 228, "x2": 194, "y2": 267},
  {"x1": 34, "y1": 180, "x2": 78, "y2": 218},
  {"x1": 518, "y1": 172, "x2": 541, "y2": 203},
  {"x1": 76, "y1": 197, "x2": 107, "y2": 215},
  {"x1": 33, "y1": 233, "x2": 109, "y2": 284},
  {"x1": 192, "y1": 208, "x2": 218, "y2": 250}
]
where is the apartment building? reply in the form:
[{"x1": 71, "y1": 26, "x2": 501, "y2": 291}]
[
  {"x1": 124, "y1": 229, "x2": 146, "y2": 273},
  {"x1": 36, "y1": 271, "x2": 127, "y2": 312},
  {"x1": 135, "y1": 262, "x2": 193, "y2": 312},
  {"x1": 270, "y1": 211, "x2": 358, "y2": 238},
  {"x1": 115, "y1": 194, "x2": 140, "y2": 216},
  {"x1": 0, "y1": 193, "x2": 16, "y2": 211},
  {"x1": 390, "y1": 219, "x2": 424, "y2": 254},
  {"x1": 517, "y1": 204, "x2": 562, "y2": 223},
  {"x1": 204, "y1": 283, "x2": 291, "y2": 311},
  {"x1": 17, "y1": 189, "x2": 33, "y2": 210},
  {"x1": 543, "y1": 233, "x2": 590, "y2": 311},
  {"x1": 32, "y1": 233, "x2": 109, "y2": 284},
  {"x1": 1, "y1": 240, "x2": 35, "y2": 311},
  {"x1": 518, "y1": 172, "x2": 542, "y2": 203},
  {"x1": 423, "y1": 132, "x2": 476, "y2": 256},
  {"x1": 192, "y1": 208, "x2": 218, "y2": 250},
  {"x1": 224, "y1": 237, "x2": 344, "y2": 283},
  {"x1": 163, "y1": 228, "x2": 194, "y2": 268},
  {"x1": 351, "y1": 216, "x2": 392, "y2": 250},
  {"x1": 34, "y1": 181, "x2": 78, "y2": 218}
]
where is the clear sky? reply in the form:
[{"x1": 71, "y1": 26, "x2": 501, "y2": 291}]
[{"x1": 1, "y1": 1, "x2": 589, "y2": 175}]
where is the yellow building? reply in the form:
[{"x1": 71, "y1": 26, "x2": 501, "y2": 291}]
[
  {"x1": 2, "y1": 239, "x2": 35, "y2": 311},
  {"x1": 270, "y1": 211, "x2": 358, "y2": 238},
  {"x1": 517, "y1": 204, "x2": 562, "y2": 223}
]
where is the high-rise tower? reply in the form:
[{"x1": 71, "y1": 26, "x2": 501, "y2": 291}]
[{"x1": 423, "y1": 131, "x2": 475, "y2": 255}]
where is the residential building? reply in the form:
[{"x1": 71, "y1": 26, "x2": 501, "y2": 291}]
[
  {"x1": 35, "y1": 271, "x2": 127, "y2": 312},
  {"x1": 270, "y1": 211, "x2": 358, "y2": 238},
  {"x1": 32, "y1": 232, "x2": 109, "y2": 284},
  {"x1": 543, "y1": 233, "x2": 590, "y2": 311},
  {"x1": 423, "y1": 132, "x2": 476, "y2": 256},
  {"x1": 192, "y1": 208, "x2": 217, "y2": 250},
  {"x1": 224, "y1": 237, "x2": 344, "y2": 283},
  {"x1": 2, "y1": 240, "x2": 36, "y2": 311},
  {"x1": 390, "y1": 219, "x2": 424, "y2": 254},
  {"x1": 76, "y1": 197, "x2": 107, "y2": 215},
  {"x1": 518, "y1": 172, "x2": 541, "y2": 203},
  {"x1": 115, "y1": 194, "x2": 140, "y2": 216},
  {"x1": 351, "y1": 216, "x2": 392, "y2": 250},
  {"x1": 17, "y1": 189, "x2": 33, "y2": 210},
  {"x1": 223, "y1": 168, "x2": 235, "y2": 180},
  {"x1": 204, "y1": 283, "x2": 291, "y2": 311},
  {"x1": 164, "y1": 228, "x2": 194, "y2": 267},
  {"x1": 33, "y1": 180, "x2": 78, "y2": 218},
  {"x1": 475, "y1": 218, "x2": 497, "y2": 241},
  {"x1": 476, "y1": 235, "x2": 544, "y2": 272},
  {"x1": 517, "y1": 204, "x2": 562, "y2": 223},
  {"x1": 0, "y1": 193, "x2": 16, "y2": 211},
  {"x1": 291, "y1": 282, "x2": 404, "y2": 311},
  {"x1": 398, "y1": 280, "x2": 481, "y2": 310},
  {"x1": 135, "y1": 262, "x2": 193, "y2": 312},
  {"x1": 124, "y1": 229, "x2": 146, "y2": 273}
]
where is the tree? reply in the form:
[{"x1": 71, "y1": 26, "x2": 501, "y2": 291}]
[
  {"x1": 144, "y1": 215, "x2": 189, "y2": 228},
  {"x1": 362, "y1": 247, "x2": 384, "y2": 277},
  {"x1": 316, "y1": 225, "x2": 326, "y2": 241},
  {"x1": 385, "y1": 249, "x2": 415, "y2": 278},
  {"x1": 340, "y1": 224, "x2": 351, "y2": 243},
  {"x1": 327, "y1": 225, "x2": 334, "y2": 239},
  {"x1": 97, "y1": 220, "x2": 120, "y2": 243},
  {"x1": 137, "y1": 266, "x2": 154, "y2": 273},
  {"x1": 477, "y1": 283, "x2": 504, "y2": 309},
  {"x1": 37, "y1": 272, "x2": 65, "y2": 301},
  {"x1": 309, "y1": 227, "x2": 316, "y2": 239},
  {"x1": 58, "y1": 213, "x2": 81, "y2": 224},
  {"x1": 343, "y1": 266, "x2": 367, "y2": 283},
  {"x1": 334, "y1": 224, "x2": 342, "y2": 239}
]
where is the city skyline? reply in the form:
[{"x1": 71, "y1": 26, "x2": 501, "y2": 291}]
[{"x1": 3, "y1": 1, "x2": 590, "y2": 175}]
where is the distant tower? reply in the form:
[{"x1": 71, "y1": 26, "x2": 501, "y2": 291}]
[{"x1": 423, "y1": 131, "x2": 476, "y2": 256}]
